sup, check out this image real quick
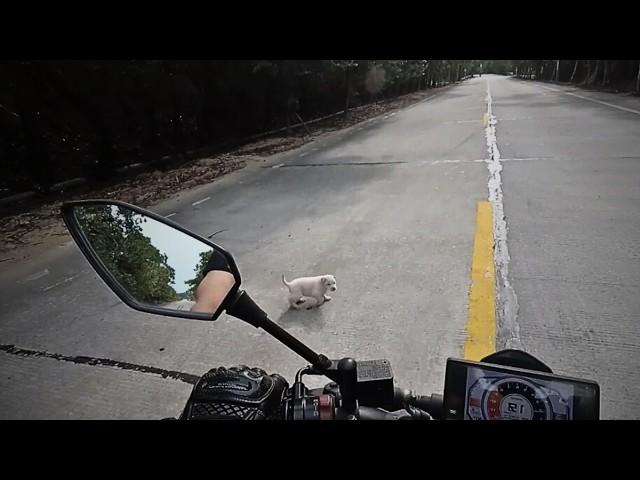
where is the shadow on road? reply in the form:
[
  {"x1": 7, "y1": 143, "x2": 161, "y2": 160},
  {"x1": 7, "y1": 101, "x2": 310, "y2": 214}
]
[{"x1": 276, "y1": 304, "x2": 327, "y2": 333}]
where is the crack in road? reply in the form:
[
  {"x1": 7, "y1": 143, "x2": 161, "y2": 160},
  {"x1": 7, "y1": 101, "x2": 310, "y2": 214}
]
[
  {"x1": 485, "y1": 79, "x2": 522, "y2": 350},
  {"x1": 0, "y1": 344, "x2": 200, "y2": 385},
  {"x1": 264, "y1": 161, "x2": 407, "y2": 168}
]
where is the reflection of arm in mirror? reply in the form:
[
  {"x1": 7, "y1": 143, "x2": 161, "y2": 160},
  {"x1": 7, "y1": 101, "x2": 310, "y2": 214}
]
[{"x1": 190, "y1": 250, "x2": 235, "y2": 314}]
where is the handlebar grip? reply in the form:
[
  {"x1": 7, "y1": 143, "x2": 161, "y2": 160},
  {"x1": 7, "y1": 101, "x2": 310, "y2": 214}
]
[
  {"x1": 358, "y1": 406, "x2": 404, "y2": 420},
  {"x1": 413, "y1": 394, "x2": 443, "y2": 420},
  {"x1": 393, "y1": 388, "x2": 443, "y2": 419}
]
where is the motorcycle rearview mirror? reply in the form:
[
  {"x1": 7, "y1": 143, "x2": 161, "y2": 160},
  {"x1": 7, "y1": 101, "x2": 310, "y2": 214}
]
[
  {"x1": 61, "y1": 200, "x2": 334, "y2": 374},
  {"x1": 60, "y1": 200, "x2": 241, "y2": 321}
]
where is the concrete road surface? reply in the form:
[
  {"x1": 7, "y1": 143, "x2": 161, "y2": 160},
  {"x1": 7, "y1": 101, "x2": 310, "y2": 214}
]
[{"x1": 1, "y1": 75, "x2": 639, "y2": 419}]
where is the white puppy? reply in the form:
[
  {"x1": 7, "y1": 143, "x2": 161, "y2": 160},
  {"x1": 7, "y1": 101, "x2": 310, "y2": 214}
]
[{"x1": 282, "y1": 274, "x2": 337, "y2": 310}]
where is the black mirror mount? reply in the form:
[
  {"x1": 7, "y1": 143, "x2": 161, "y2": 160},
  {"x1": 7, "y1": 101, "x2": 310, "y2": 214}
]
[{"x1": 225, "y1": 289, "x2": 332, "y2": 372}]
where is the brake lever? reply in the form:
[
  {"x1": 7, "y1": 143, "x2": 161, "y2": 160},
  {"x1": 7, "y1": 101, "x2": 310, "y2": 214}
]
[{"x1": 404, "y1": 403, "x2": 433, "y2": 420}]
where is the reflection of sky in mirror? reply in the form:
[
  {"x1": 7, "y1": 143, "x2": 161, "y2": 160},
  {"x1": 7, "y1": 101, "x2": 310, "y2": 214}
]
[{"x1": 135, "y1": 215, "x2": 212, "y2": 294}]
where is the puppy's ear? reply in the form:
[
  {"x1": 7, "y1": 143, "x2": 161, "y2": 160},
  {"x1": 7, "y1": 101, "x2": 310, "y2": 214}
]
[{"x1": 321, "y1": 277, "x2": 328, "y2": 285}]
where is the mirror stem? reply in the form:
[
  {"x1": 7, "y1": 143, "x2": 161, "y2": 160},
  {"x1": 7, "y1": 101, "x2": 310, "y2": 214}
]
[{"x1": 225, "y1": 290, "x2": 332, "y2": 372}]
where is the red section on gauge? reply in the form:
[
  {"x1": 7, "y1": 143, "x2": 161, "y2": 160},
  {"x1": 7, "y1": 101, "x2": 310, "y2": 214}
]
[
  {"x1": 318, "y1": 395, "x2": 335, "y2": 420},
  {"x1": 487, "y1": 391, "x2": 503, "y2": 419}
]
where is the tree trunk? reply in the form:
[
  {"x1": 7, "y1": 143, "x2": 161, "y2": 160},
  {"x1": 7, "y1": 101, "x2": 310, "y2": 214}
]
[
  {"x1": 343, "y1": 67, "x2": 352, "y2": 120},
  {"x1": 44, "y1": 63, "x2": 119, "y2": 181},
  {"x1": 636, "y1": 61, "x2": 640, "y2": 93},
  {"x1": 602, "y1": 60, "x2": 610, "y2": 87},
  {"x1": 570, "y1": 60, "x2": 579, "y2": 82},
  {"x1": 555, "y1": 60, "x2": 560, "y2": 81},
  {"x1": 14, "y1": 84, "x2": 53, "y2": 193},
  {"x1": 584, "y1": 61, "x2": 591, "y2": 84},
  {"x1": 588, "y1": 60, "x2": 601, "y2": 85},
  {"x1": 295, "y1": 112, "x2": 311, "y2": 136}
]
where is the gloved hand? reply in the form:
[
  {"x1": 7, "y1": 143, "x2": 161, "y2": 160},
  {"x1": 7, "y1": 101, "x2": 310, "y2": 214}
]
[{"x1": 181, "y1": 365, "x2": 289, "y2": 420}]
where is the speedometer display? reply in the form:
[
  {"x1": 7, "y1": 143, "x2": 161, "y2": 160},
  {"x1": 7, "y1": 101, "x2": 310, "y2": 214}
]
[
  {"x1": 465, "y1": 371, "x2": 572, "y2": 420},
  {"x1": 443, "y1": 358, "x2": 599, "y2": 420}
]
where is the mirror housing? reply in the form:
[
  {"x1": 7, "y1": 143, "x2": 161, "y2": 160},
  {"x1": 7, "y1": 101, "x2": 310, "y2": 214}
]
[{"x1": 61, "y1": 200, "x2": 241, "y2": 321}]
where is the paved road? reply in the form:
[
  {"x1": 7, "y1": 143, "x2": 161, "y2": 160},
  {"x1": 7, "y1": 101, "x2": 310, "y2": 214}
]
[
  {"x1": 491, "y1": 78, "x2": 640, "y2": 419},
  {"x1": 1, "y1": 75, "x2": 639, "y2": 419}
]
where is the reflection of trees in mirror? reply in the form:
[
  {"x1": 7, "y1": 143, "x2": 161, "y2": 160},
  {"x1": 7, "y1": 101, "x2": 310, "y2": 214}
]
[
  {"x1": 183, "y1": 250, "x2": 214, "y2": 300},
  {"x1": 75, "y1": 206, "x2": 179, "y2": 304}
]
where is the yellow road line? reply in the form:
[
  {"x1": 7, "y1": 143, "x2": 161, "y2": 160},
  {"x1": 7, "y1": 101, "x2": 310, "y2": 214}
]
[
  {"x1": 464, "y1": 201, "x2": 496, "y2": 360},
  {"x1": 483, "y1": 112, "x2": 489, "y2": 127}
]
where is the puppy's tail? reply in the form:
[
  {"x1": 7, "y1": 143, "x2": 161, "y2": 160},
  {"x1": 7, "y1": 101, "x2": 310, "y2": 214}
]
[{"x1": 282, "y1": 274, "x2": 290, "y2": 288}]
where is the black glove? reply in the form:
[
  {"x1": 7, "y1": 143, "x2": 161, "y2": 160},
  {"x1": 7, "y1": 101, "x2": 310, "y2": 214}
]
[
  {"x1": 181, "y1": 365, "x2": 289, "y2": 420},
  {"x1": 202, "y1": 249, "x2": 232, "y2": 275}
]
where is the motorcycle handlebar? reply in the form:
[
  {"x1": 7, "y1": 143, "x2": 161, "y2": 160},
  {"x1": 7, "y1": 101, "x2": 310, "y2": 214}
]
[
  {"x1": 358, "y1": 406, "x2": 406, "y2": 420},
  {"x1": 392, "y1": 388, "x2": 444, "y2": 419},
  {"x1": 281, "y1": 383, "x2": 444, "y2": 420}
]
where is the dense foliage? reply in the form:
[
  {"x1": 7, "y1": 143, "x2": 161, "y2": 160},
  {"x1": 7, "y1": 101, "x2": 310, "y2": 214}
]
[
  {"x1": 4, "y1": 60, "x2": 635, "y2": 197},
  {"x1": 76, "y1": 205, "x2": 178, "y2": 303},
  {"x1": 0, "y1": 60, "x2": 479, "y2": 194}
]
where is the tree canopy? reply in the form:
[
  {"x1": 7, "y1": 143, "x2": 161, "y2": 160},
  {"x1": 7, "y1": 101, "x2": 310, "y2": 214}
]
[
  {"x1": 75, "y1": 205, "x2": 179, "y2": 304},
  {"x1": 0, "y1": 60, "x2": 479, "y2": 194},
  {"x1": 4, "y1": 60, "x2": 635, "y2": 198}
]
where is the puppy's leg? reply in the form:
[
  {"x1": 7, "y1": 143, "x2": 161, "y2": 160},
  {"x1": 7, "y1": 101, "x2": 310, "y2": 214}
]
[
  {"x1": 313, "y1": 295, "x2": 326, "y2": 307},
  {"x1": 323, "y1": 294, "x2": 332, "y2": 302},
  {"x1": 298, "y1": 296, "x2": 319, "y2": 310},
  {"x1": 289, "y1": 295, "x2": 306, "y2": 310},
  {"x1": 287, "y1": 285, "x2": 305, "y2": 309}
]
